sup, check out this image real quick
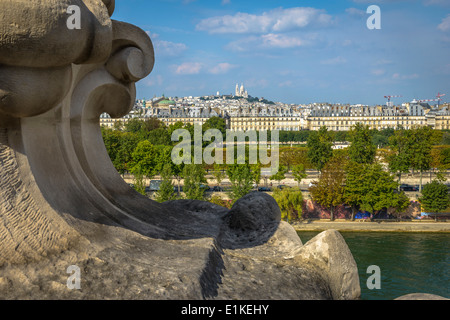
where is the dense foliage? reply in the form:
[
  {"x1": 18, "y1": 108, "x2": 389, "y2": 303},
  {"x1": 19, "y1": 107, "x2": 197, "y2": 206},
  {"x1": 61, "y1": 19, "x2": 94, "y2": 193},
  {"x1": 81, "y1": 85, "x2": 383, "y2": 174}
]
[{"x1": 102, "y1": 118, "x2": 450, "y2": 219}]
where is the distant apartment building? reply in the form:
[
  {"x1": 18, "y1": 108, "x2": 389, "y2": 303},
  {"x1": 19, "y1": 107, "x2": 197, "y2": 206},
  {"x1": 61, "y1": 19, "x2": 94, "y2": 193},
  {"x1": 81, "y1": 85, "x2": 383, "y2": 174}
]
[
  {"x1": 306, "y1": 103, "x2": 450, "y2": 131},
  {"x1": 100, "y1": 95, "x2": 450, "y2": 132}
]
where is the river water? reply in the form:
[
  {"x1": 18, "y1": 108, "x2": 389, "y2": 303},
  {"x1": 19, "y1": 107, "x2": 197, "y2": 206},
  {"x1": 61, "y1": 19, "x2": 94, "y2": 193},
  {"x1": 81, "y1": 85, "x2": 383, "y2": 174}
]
[{"x1": 297, "y1": 231, "x2": 450, "y2": 300}]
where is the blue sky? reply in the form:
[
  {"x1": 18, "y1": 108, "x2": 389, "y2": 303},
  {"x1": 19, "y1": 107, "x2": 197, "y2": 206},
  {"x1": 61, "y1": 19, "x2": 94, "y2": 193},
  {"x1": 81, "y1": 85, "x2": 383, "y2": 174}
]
[{"x1": 113, "y1": 0, "x2": 450, "y2": 105}]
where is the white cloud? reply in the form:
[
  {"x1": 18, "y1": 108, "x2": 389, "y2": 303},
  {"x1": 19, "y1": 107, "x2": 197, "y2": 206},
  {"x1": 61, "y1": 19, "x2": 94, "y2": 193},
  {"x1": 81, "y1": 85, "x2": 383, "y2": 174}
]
[
  {"x1": 174, "y1": 62, "x2": 203, "y2": 75},
  {"x1": 392, "y1": 73, "x2": 419, "y2": 80},
  {"x1": 146, "y1": 32, "x2": 188, "y2": 57},
  {"x1": 345, "y1": 8, "x2": 366, "y2": 16},
  {"x1": 221, "y1": 0, "x2": 230, "y2": 5},
  {"x1": 227, "y1": 33, "x2": 310, "y2": 52},
  {"x1": 172, "y1": 62, "x2": 238, "y2": 75},
  {"x1": 261, "y1": 33, "x2": 304, "y2": 48},
  {"x1": 438, "y1": 15, "x2": 450, "y2": 32},
  {"x1": 196, "y1": 7, "x2": 332, "y2": 34},
  {"x1": 321, "y1": 56, "x2": 347, "y2": 65},
  {"x1": 209, "y1": 63, "x2": 237, "y2": 74},
  {"x1": 156, "y1": 40, "x2": 188, "y2": 57}
]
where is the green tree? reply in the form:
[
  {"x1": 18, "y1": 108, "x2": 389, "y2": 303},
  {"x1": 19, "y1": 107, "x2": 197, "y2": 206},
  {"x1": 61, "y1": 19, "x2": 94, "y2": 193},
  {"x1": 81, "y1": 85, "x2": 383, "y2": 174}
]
[
  {"x1": 309, "y1": 155, "x2": 346, "y2": 221},
  {"x1": 270, "y1": 165, "x2": 287, "y2": 186},
  {"x1": 409, "y1": 126, "x2": 442, "y2": 192},
  {"x1": 116, "y1": 132, "x2": 140, "y2": 174},
  {"x1": 359, "y1": 163, "x2": 407, "y2": 219},
  {"x1": 102, "y1": 127, "x2": 121, "y2": 168},
  {"x1": 307, "y1": 126, "x2": 334, "y2": 172},
  {"x1": 280, "y1": 147, "x2": 305, "y2": 170},
  {"x1": 292, "y1": 164, "x2": 307, "y2": 187},
  {"x1": 168, "y1": 121, "x2": 185, "y2": 137},
  {"x1": 251, "y1": 162, "x2": 262, "y2": 188},
  {"x1": 153, "y1": 145, "x2": 174, "y2": 174},
  {"x1": 146, "y1": 127, "x2": 171, "y2": 146},
  {"x1": 371, "y1": 128, "x2": 395, "y2": 148},
  {"x1": 183, "y1": 123, "x2": 195, "y2": 142},
  {"x1": 156, "y1": 163, "x2": 176, "y2": 203},
  {"x1": 124, "y1": 118, "x2": 144, "y2": 134},
  {"x1": 272, "y1": 187, "x2": 303, "y2": 223},
  {"x1": 388, "y1": 128, "x2": 412, "y2": 188},
  {"x1": 226, "y1": 164, "x2": 254, "y2": 202},
  {"x1": 210, "y1": 163, "x2": 226, "y2": 187},
  {"x1": 132, "y1": 169, "x2": 146, "y2": 196},
  {"x1": 113, "y1": 120, "x2": 123, "y2": 131},
  {"x1": 182, "y1": 164, "x2": 207, "y2": 200},
  {"x1": 345, "y1": 161, "x2": 409, "y2": 220},
  {"x1": 343, "y1": 161, "x2": 366, "y2": 220},
  {"x1": 203, "y1": 116, "x2": 227, "y2": 137},
  {"x1": 348, "y1": 123, "x2": 376, "y2": 164},
  {"x1": 419, "y1": 180, "x2": 450, "y2": 221},
  {"x1": 129, "y1": 140, "x2": 157, "y2": 178},
  {"x1": 141, "y1": 117, "x2": 165, "y2": 132}
]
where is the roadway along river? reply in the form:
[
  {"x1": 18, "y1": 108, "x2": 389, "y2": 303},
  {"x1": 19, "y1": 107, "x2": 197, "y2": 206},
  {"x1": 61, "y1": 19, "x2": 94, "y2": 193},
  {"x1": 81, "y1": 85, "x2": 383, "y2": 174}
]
[{"x1": 297, "y1": 231, "x2": 450, "y2": 300}]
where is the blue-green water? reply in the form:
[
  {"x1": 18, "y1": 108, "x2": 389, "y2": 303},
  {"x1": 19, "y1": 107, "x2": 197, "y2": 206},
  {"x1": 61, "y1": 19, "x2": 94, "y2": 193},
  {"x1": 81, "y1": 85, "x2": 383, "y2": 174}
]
[{"x1": 297, "y1": 231, "x2": 450, "y2": 300}]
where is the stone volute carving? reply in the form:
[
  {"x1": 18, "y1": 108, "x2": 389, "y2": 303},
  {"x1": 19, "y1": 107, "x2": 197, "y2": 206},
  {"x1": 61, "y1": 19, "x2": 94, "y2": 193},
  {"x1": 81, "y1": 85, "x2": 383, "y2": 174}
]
[{"x1": 0, "y1": 0, "x2": 361, "y2": 299}]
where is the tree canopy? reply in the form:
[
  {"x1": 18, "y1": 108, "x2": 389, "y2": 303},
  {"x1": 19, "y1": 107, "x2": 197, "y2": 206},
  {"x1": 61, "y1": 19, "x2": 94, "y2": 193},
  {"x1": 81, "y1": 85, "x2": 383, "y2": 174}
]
[
  {"x1": 348, "y1": 123, "x2": 376, "y2": 164},
  {"x1": 272, "y1": 187, "x2": 303, "y2": 222},
  {"x1": 309, "y1": 153, "x2": 347, "y2": 220},
  {"x1": 307, "y1": 126, "x2": 334, "y2": 172},
  {"x1": 419, "y1": 180, "x2": 450, "y2": 215}
]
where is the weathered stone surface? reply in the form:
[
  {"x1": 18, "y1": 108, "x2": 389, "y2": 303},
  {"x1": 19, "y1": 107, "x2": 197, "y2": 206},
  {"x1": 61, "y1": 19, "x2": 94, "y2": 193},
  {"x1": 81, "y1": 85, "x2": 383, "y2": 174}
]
[
  {"x1": 227, "y1": 192, "x2": 281, "y2": 231},
  {"x1": 395, "y1": 293, "x2": 449, "y2": 300},
  {"x1": 0, "y1": 0, "x2": 365, "y2": 300},
  {"x1": 0, "y1": 0, "x2": 113, "y2": 68},
  {"x1": 288, "y1": 229, "x2": 361, "y2": 300}
]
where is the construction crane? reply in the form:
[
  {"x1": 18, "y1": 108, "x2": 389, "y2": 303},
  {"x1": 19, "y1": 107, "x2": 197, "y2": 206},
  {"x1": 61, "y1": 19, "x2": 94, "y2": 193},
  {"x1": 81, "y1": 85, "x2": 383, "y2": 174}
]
[
  {"x1": 415, "y1": 93, "x2": 446, "y2": 106},
  {"x1": 437, "y1": 93, "x2": 446, "y2": 106},
  {"x1": 416, "y1": 98, "x2": 439, "y2": 103},
  {"x1": 384, "y1": 95, "x2": 402, "y2": 106}
]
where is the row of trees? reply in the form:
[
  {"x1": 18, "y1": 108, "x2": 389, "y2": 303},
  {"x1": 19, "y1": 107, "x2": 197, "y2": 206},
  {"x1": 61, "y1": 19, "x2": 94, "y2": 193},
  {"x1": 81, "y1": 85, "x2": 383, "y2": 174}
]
[
  {"x1": 282, "y1": 127, "x2": 450, "y2": 146},
  {"x1": 306, "y1": 124, "x2": 450, "y2": 189},
  {"x1": 102, "y1": 118, "x2": 450, "y2": 222},
  {"x1": 102, "y1": 119, "x2": 268, "y2": 203},
  {"x1": 307, "y1": 124, "x2": 450, "y2": 220}
]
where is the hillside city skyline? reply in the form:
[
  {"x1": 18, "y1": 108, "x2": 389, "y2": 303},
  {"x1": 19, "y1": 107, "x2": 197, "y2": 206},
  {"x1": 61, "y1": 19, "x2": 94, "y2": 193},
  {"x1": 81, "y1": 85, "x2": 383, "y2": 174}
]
[
  {"x1": 112, "y1": 0, "x2": 450, "y2": 106},
  {"x1": 137, "y1": 83, "x2": 447, "y2": 108}
]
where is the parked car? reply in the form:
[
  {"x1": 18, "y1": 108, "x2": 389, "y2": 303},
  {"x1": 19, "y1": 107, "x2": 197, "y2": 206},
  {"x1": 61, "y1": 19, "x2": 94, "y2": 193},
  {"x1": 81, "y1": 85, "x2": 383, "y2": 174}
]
[
  {"x1": 212, "y1": 186, "x2": 223, "y2": 192},
  {"x1": 400, "y1": 184, "x2": 418, "y2": 192},
  {"x1": 149, "y1": 180, "x2": 162, "y2": 191},
  {"x1": 258, "y1": 186, "x2": 272, "y2": 192},
  {"x1": 276, "y1": 185, "x2": 291, "y2": 190}
]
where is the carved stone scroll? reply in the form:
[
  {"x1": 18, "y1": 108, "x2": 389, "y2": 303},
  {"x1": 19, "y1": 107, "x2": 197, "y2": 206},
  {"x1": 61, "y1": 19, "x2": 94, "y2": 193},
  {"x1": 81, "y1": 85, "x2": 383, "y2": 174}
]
[{"x1": 0, "y1": 0, "x2": 361, "y2": 300}]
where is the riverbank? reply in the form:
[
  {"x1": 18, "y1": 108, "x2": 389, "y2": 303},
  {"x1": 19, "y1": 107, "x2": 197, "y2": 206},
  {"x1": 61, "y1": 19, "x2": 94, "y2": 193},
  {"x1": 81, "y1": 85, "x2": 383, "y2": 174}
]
[{"x1": 292, "y1": 220, "x2": 450, "y2": 233}]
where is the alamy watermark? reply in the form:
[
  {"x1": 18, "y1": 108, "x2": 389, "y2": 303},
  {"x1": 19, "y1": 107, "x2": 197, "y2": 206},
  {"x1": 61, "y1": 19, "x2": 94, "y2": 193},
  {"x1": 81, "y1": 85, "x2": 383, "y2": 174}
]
[
  {"x1": 366, "y1": 265, "x2": 381, "y2": 290},
  {"x1": 66, "y1": 5, "x2": 81, "y2": 30},
  {"x1": 67, "y1": 265, "x2": 81, "y2": 290},
  {"x1": 367, "y1": 5, "x2": 381, "y2": 30},
  {"x1": 171, "y1": 126, "x2": 280, "y2": 175}
]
